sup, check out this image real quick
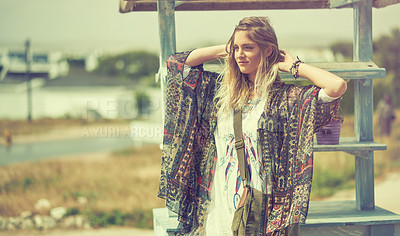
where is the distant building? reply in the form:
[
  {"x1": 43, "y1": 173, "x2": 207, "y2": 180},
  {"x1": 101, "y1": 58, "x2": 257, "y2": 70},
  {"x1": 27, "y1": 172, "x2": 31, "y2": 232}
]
[
  {"x1": 0, "y1": 49, "x2": 69, "y2": 80},
  {"x1": 0, "y1": 49, "x2": 8, "y2": 80},
  {"x1": 66, "y1": 50, "x2": 101, "y2": 72}
]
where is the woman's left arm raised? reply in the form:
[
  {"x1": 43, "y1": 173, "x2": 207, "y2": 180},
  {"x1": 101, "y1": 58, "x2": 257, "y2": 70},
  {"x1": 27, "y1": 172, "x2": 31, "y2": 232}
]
[{"x1": 278, "y1": 51, "x2": 347, "y2": 98}]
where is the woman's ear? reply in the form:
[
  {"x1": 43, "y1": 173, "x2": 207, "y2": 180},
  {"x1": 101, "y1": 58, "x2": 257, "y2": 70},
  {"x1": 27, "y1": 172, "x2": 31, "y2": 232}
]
[{"x1": 265, "y1": 45, "x2": 273, "y2": 57}]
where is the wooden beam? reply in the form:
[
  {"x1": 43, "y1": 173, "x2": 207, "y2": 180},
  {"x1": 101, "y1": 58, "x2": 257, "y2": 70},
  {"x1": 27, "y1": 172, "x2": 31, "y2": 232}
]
[
  {"x1": 373, "y1": 0, "x2": 400, "y2": 8},
  {"x1": 119, "y1": 0, "x2": 399, "y2": 12},
  {"x1": 119, "y1": 0, "x2": 155, "y2": 13},
  {"x1": 330, "y1": 0, "x2": 360, "y2": 8},
  {"x1": 120, "y1": 0, "x2": 330, "y2": 12},
  {"x1": 174, "y1": 0, "x2": 330, "y2": 10}
]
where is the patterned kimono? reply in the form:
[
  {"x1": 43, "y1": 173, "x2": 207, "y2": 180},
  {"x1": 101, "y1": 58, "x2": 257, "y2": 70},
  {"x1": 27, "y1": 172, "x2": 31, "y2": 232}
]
[{"x1": 158, "y1": 51, "x2": 341, "y2": 235}]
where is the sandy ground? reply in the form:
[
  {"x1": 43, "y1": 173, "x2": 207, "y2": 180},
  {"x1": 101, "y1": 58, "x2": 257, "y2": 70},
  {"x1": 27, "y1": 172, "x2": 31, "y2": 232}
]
[{"x1": 0, "y1": 227, "x2": 153, "y2": 236}]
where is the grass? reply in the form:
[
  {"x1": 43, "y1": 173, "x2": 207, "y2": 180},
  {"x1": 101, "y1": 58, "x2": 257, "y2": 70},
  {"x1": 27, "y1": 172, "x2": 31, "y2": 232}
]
[
  {"x1": 0, "y1": 144, "x2": 164, "y2": 229},
  {"x1": 1, "y1": 110, "x2": 400, "y2": 228}
]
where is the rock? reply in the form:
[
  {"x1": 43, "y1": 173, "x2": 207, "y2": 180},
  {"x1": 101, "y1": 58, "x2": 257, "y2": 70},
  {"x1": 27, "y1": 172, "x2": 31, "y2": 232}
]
[
  {"x1": 61, "y1": 216, "x2": 76, "y2": 229},
  {"x1": 20, "y1": 211, "x2": 32, "y2": 219},
  {"x1": 77, "y1": 196, "x2": 87, "y2": 204},
  {"x1": 34, "y1": 198, "x2": 51, "y2": 210},
  {"x1": 7, "y1": 217, "x2": 22, "y2": 230},
  {"x1": 50, "y1": 207, "x2": 67, "y2": 220},
  {"x1": 21, "y1": 218, "x2": 34, "y2": 230},
  {"x1": 75, "y1": 215, "x2": 84, "y2": 228},
  {"x1": 41, "y1": 216, "x2": 56, "y2": 230},
  {"x1": 7, "y1": 222, "x2": 16, "y2": 231},
  {"x1": 34, "y1": 215, "x2": 43, "y2": 228},
  {"x1": 83, "y1": 219, "x2": 92, "y2": 230},
  {"x1": 0, "y1": 217, "x2": 7, "y2": 230}
]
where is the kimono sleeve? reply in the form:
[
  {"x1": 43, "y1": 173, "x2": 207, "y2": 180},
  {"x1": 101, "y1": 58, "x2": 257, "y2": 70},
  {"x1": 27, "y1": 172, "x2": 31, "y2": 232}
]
[
  {"x1": 158, "y1": 51, "x2": 219, "y2": 233},
  {"x1": 286, "y1": 84, "x2": 341, "y2": 134},
  {"x1": 264, "y1": 84, "x2": 341, "y2": 232},
  {"x1": 313, "y1": 95, "x2": 342, "y2": 133},
  {"x1": 159, "y1": 50, "x2": 204, "y2": 199}
]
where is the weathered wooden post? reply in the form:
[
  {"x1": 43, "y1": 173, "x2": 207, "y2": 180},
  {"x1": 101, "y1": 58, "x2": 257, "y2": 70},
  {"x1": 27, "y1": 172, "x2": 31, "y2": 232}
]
[
  {"x1": 157, "y1": 1, "x2": 176, "y2": 67},
  {"x1": 25, "y1": 39, "x2": 33, "y2": 122},
  {"x1": 157, "y1": 0, "x2": 176, "y2": 141},
  {"x1": 353, "y1": 0, "x2": 375, "y2": 211}
]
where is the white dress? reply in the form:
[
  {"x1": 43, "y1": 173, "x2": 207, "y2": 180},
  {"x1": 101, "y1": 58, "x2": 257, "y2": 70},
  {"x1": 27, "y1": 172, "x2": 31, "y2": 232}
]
[{"x1": 206, "y1": 98, "x2": 267, "y2": 235}]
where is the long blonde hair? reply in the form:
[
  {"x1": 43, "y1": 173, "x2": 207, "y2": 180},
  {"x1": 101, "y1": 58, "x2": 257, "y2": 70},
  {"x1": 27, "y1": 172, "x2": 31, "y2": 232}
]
[{"x1": 215, "y1": 17, "x2": 283, "y2": 116}]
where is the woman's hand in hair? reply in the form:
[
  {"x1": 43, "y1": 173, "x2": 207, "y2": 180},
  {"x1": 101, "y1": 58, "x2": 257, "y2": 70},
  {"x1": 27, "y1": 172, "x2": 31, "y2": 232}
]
[{"x1": 277, "y1": 50, "x2": 296, "y2": 73}]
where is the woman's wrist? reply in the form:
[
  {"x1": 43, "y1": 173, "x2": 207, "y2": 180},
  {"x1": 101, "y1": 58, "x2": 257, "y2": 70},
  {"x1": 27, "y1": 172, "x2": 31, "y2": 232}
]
[{"x1": 289, "y1": 57, "x2": 303, "y2": 79}]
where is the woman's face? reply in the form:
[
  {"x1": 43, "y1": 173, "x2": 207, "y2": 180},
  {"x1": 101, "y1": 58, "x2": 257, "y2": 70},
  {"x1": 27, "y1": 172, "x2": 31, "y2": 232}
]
[{"x1": 233, "y1": 31, "x2": 262, "y2": 82}]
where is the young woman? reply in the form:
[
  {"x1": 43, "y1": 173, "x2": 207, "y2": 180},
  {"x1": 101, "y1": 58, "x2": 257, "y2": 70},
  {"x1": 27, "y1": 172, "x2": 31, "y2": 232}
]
[{"x1": 158, "y1": 17, "x2": 347, "y2": 235}]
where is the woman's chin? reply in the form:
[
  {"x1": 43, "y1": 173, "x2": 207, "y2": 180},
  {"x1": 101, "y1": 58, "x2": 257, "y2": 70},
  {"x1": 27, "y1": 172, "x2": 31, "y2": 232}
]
[{"x1": 239, "y1": 68, "x2": 249, "y2": 74}]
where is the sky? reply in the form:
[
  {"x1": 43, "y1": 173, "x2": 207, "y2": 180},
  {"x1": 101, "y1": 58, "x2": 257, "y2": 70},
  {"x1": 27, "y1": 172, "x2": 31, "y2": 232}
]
[{"x1": 1, "y1": 0, "x2": 400, "y2": 54}]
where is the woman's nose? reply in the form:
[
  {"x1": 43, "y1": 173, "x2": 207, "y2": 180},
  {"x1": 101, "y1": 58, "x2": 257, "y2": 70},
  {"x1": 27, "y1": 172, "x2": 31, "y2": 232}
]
[{"x1": 237, "y1": 48, "x2": 244, "y2": 57}]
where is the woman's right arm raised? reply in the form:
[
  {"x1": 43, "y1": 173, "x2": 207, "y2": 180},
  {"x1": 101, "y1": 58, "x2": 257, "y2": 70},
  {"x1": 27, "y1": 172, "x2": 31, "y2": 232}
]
[{"x1": 185, "y1": 44, "x2": 228, "y2": 67}]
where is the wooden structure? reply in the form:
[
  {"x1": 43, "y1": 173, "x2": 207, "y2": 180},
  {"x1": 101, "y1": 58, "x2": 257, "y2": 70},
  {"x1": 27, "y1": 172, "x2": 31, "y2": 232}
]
[
  {"x1": 120, "y1": 0, "x2": 400, "y2": 11},
  {"x1": 119, "y1": 0, "x2": 400, "y2": 235}
]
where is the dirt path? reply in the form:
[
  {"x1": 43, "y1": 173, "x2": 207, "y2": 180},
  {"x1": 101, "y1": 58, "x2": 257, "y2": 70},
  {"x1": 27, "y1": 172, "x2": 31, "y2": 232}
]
[
  {"x1": 324, "y1": 171, "x2": 400, "y2": 214},
  {"x1": 12, "y1": 123, "x2": 131, "y2": 144}
]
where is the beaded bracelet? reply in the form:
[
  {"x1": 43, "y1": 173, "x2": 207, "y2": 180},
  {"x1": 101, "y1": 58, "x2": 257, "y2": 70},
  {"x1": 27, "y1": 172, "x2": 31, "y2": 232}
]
[{"x1": 289, "y1": 56, "x2": 303, "y2": 79}]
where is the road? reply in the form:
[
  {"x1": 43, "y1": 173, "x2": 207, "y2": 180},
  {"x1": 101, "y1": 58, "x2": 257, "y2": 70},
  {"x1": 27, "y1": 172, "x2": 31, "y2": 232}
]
[
  {"x1": 0, "y1": 137, "x2": 134, "y2": 165},
  {"x1": 324, "y1": 171, "x2": 400, "y2": 215}
]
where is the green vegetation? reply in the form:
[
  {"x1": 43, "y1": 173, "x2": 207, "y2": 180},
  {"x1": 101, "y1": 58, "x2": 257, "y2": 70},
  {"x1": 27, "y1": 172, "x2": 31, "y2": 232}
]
[
  {"x1": 135, "y1": 91, "x2": 151, "y2": 118},
  {"x1": 330, "y1": 27, "x2": 400, "y2": 114},
  {"x1": 94, "y1": 51, "x2": 159, "y2": 87},
  {"x1": 312, "y1": 155, "x2": 355, "y2": 199},
  {"x1": 88, "y1": 209, "x2": 153, "y2": 229}
]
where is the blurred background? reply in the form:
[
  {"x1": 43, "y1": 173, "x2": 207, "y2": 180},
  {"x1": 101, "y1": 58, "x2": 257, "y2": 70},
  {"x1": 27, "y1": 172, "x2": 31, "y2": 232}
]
[{"x1": 0, "y1": 0, "x2": 400, "y2": 234}]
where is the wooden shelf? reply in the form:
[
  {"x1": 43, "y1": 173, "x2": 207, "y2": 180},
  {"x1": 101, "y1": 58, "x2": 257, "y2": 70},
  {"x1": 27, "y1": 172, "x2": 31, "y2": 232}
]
[
  {"x1": 306, "y1": 201, "x2": 400, "y2": 227},
  {"x1": 204, "y1": 61, "x2": 386, "y2": 80},
  {"x1": 153, "y1": 202, "x2": 400, "y2": 235},
  {"x1": 303, "y1": 201, "x2": 400, "y2": 235},
  {"x1": 282, "y1": 61, "x2": 386, "y2": 80},
  {"x1": 314, "y1": 137, "x2": 387, "y2": 152}
]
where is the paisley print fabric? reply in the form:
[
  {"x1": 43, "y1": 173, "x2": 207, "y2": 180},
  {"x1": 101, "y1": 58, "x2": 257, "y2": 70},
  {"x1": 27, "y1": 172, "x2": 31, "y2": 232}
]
[{"x1": 158, "y1": 51, "x2": 341, "y2": 235}]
